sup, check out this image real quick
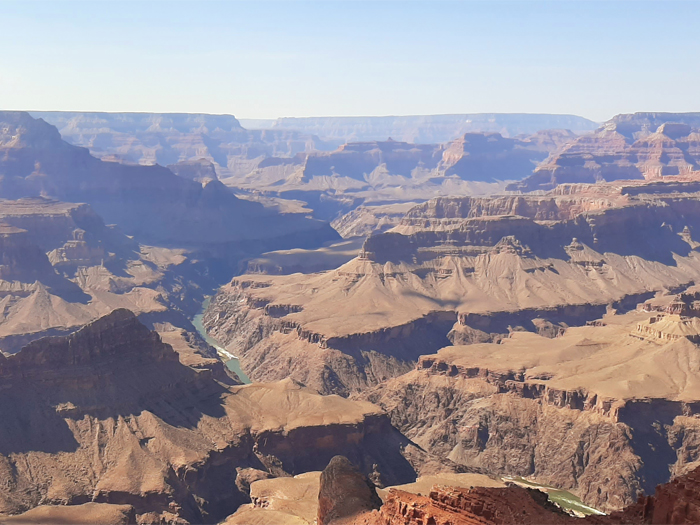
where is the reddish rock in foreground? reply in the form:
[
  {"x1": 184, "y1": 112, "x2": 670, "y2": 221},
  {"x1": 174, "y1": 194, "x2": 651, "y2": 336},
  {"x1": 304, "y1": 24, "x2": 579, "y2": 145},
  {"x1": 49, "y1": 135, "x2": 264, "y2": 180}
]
[{"x1": 349, "y1": 464, "x2": 700, "y2": 525}]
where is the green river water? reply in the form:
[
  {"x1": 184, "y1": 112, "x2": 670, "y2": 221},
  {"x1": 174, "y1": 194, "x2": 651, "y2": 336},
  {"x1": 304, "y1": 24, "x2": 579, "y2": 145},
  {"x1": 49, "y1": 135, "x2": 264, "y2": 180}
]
[
  {"x1": 503, "y1": 476, "x2": 605, "y2": 517},
  {"x1": 192, "y1": 297, "x2": 251, "y2": 384},
  {"x1": 191, "y1": 302, "x2": 605, "y2": 516}
]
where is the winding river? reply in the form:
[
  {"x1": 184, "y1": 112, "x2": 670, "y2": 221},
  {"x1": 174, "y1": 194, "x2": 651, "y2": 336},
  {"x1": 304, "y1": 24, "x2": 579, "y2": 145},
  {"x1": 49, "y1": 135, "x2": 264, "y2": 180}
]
[{"x1": 192, "y1": 297, "x2": 251, "y2": 383}]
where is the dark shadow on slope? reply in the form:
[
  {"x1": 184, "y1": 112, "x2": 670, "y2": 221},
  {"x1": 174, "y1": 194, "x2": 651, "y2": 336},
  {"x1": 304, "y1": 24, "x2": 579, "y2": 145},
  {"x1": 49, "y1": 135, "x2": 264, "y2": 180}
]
[
  {"x1": 0, "y1": 309, "x2": 229, "y2": 455},
  {"x1": 617, "y1": 399, "x2": 683, "y2": 495}
]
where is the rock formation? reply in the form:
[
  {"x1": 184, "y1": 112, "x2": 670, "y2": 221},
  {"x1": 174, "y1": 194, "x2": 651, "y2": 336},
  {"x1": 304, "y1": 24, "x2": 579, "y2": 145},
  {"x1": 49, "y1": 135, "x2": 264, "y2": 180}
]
[
  {"x1": 238, "y1": 114, "x2": 597, "y2": 143},
  {"x1": 357, "y1": 462, "x2": 700, "y2": 525},
  {"x1": 318, "y1": 456, "x2": 384, "y2": 525},
  {"x1": 0, "y1": 309, "x2": 423, "y2": 524},
  {"x1": 31, "y1": 111, "x2": 340, "y2": 176},
  {"x1": 203, "y1": 180, "x2": 700, "y2": 396},
  {"x1": 0, "y1": 111, "x2": 338, "y2": 251},
  {"x1": 167, "y1": 158, "x2": 219, "y2": 183},
  {"x1": 510, "y1": 113, "x2": 700, "y2": 192},
  {"x1": 231, "y1": 132, "x2": 556, "y2": 221},
  {"x1": 331, "y1": 203, "x2": 419, "y2": 239},
  {"x1": 360, "y1": 306, "x2": 700, "y2": 511}
]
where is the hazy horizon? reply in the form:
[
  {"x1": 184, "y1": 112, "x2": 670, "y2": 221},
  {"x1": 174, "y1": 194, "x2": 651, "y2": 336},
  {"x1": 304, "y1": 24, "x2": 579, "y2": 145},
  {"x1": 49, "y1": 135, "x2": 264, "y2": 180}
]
[{"x1": 2, "y1": 0, "x2": 700, "y2": 121}]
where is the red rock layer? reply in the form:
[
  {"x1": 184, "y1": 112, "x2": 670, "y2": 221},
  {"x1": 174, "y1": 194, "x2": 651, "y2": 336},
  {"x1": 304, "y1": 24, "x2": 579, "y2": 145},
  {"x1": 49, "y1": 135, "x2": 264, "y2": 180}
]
[{"x1": 358, "y1": 464, "x2": 700, "y2": 525}]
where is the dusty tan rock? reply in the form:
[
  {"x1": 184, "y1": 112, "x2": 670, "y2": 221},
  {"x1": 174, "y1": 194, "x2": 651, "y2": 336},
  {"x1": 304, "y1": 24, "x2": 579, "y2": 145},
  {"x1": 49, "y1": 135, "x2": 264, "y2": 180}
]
[
  {"x1": 204, "y1": 181, "x2": 700, "y2": 395},
  {"x1": 360, "y1": 310, "x2": 700, "y2": 511},
  {"x1": 510, "y1": 113, "x2": 700, "y2": 192},
  {"x1": 318, "y1": 457, "x2": 383, "y2": 525},
  {"x1": 0, "y1": 310, "x2": 420, "y2": 524},
  {"x1": 0, "y1": 502, "x2": 136, "y2": 524}
]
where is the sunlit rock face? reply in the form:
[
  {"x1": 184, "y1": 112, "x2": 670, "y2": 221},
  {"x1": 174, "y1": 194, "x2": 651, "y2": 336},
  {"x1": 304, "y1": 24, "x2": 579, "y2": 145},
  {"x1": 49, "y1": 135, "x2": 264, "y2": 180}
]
[{"x1": 510, "y1": 113, "x2": 700, "y2": 192}]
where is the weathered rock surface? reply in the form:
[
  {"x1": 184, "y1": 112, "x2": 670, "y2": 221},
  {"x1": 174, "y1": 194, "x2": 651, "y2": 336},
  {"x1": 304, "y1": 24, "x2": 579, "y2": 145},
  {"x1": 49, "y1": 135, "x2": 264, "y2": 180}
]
[
  {"x1": 0, "y1": 309, "x2": 423, "y2": 524},
  {"x1": 366, "y1": 485, "x2": 575, "y2": 525},
  {"x1": 204, "y1": 180, "x2": 700, "y2": 396},
  {"x1": 167, "y1": 158, "x2": 219, "y2": 183},
  {"x1": 0, "y1": 502, "x2": 137, "y2": 525},
  {"x1": 31, "y1": 111, "x2": 340, "y2": 176},
  {"x1": 231, "y1": 133, "x2": 557, "y2": 221},
  {"x1": 354, "y1": 463, "x2": 700, "y2": 524},
  {"x1": 318, "y1": 456, "x2": 384, "y2": 525},
  {"x1": 359, "y1": 308, "x2": 700, "y2": 512},
  {"x1": 331, "y1": 203, "x2": 420, "y2": 239},
  {"x1": 224, "y1": 472, "x2": 321, "y2": 525},
  {"x1": 0, "y1": 111, "x2": 337, "y2": 250},
  {"x1": 0, "y1": 198, "x2": 222, "y2": 354},
  {"x1": 510, "y1": 113, "x2": 700, "y2": 192}
]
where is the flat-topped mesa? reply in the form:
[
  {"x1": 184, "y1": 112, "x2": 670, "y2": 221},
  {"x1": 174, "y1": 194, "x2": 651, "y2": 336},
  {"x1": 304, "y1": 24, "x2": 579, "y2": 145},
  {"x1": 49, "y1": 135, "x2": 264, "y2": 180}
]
[
  {"x1": 0, "y1": 198, "x2": 136, "y2": 268},
  {"x1": 240, "y1": 114, "x2": 598, "y2": 143},
  {"x1": 205, "y1": 180, "x2": 700, "y2": 396},
  {"x1": 32, "y1": 111, "x2": 333, "y2": 175},
  {"x1": 301, "y1": 132, "x2": 550, "y2": 185}
]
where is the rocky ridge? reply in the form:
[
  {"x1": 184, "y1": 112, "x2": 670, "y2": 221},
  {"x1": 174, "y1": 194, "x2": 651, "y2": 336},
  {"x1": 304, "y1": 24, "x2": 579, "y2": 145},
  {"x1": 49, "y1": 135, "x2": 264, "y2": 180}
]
[
  {"x1": 359, "y1": 304, "x2": 700, "y2": 511},
  {"x1": 0, "y1": 309, "x2": 426, "y2": 524},
  {"x1": 510, "y1": 113, "x2": 700, "y2": 192},
  {"x1": 231, "y1": 132, "x2": 560, "y2": 221},
  {"x1": 0, "y1": 111, "x2": 337, "y2": 250},
  {"x1": 203, "y1": 180, "x2": 700, "y2": 396},
  {"x1": 31, "y1": 111, "x2": 340, "y2": 177}
]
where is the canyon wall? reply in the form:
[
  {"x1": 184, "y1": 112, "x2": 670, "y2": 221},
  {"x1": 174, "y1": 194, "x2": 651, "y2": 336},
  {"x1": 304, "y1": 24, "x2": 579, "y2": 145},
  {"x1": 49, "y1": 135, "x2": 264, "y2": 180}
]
[{"x1": 0, "y1": 309, "x2": 425, "y2": 524}]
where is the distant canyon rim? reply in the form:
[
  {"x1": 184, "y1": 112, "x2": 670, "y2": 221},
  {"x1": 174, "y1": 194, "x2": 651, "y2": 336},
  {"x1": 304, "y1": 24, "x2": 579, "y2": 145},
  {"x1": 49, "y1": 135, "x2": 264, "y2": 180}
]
[{"x1": 3, "y1": 110, "x2": 700, "y2": 523}]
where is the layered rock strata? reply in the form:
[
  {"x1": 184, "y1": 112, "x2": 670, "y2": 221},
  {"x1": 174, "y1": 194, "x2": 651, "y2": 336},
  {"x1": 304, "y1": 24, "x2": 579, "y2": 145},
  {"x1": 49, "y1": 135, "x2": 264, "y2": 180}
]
[
  {"x1": 510, "y1": 113, "x2": 700, "y2": 192},
  {"x1": 0, "y1": 309, "x2": 422, "y2": 524},
  {"x1": 204, "y1": 181, "x2": 700, "y2": 396},
  {"x1": 360, "y1": 310, "x2": 700, "y2": 511},
  {"x1": 362, "y1": 462, "x2": 700, "y2": 525},
  {"x1": 0, "y1": 111, "x2": 338, "y2": 250}
]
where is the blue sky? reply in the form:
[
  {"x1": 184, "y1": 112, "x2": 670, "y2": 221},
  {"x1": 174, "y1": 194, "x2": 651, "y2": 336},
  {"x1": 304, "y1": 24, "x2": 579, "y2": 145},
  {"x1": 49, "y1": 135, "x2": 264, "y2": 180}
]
[{"x1": 1, "y1": 0, "x2": 698, "y2": 121}]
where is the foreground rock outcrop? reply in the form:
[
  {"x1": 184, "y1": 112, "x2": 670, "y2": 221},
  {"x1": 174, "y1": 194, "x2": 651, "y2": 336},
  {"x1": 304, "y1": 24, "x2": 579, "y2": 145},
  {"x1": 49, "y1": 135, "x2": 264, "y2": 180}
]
[
  {"x1": 0, "y1": 309, "x2": 425, "y2": 524},
  {"x1": 318, "y1": 456, "x2": 383, "y2": 525},
  {"x1": 358, "y1": 462, "x2": 700, "y2": 525}
]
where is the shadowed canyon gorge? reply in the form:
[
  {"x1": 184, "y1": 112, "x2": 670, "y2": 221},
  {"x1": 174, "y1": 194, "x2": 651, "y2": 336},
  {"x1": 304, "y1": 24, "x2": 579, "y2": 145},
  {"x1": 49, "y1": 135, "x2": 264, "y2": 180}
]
[{"x1": 5, "y1": 109, "x2": 700, "y2": 524}]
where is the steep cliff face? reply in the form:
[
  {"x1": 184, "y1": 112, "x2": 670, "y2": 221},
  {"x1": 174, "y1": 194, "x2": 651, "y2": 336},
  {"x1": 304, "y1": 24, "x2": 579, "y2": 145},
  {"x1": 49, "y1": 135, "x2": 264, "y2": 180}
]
[
  {"x1": 331, "y1": 203, "x2": 419, "y2": 239},
  {"x1": 0, "y1": 309, "x2": 423, "y2": 524},
  {"x1": 359, "y1": 310, "x2": 700, "y2": 512},
  {"x1": 509, "y1": 113, "x2": 700, "y2": 192},
  {"x1": 0, "y1": 224, "x2": 64, "y2": 288},
  {"x1": 362, "y1": 463, "x2": 700, "y2": 525},
  {"x1": 369, "y1": 485, "x2": 576, "y2": 525},
  {"x1": 204, "y1": 182, "x2": 700, "y2": 396},
  {"x1": 31, "y1": 111, "x2": 340, "y2": 176},
  {"x1": 0, "y1": 198, "x2": 137, "y2": 269},
  {"x1": 0, "y1": 111, "x2": 338, "y2": 250},
  {"x1": 236, "y1": 132, "x2": 551, "y2": 204}
]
